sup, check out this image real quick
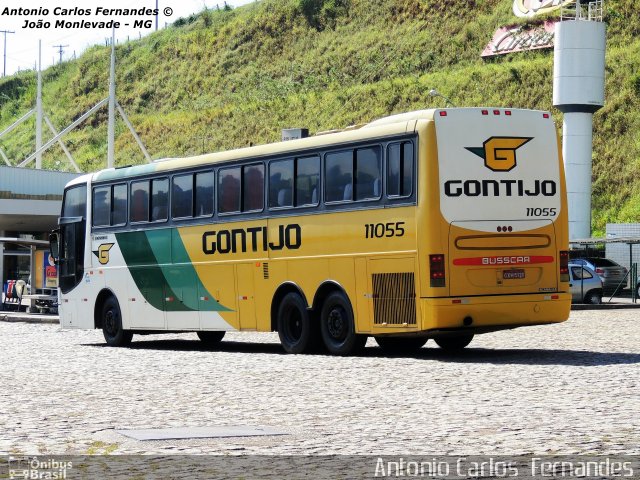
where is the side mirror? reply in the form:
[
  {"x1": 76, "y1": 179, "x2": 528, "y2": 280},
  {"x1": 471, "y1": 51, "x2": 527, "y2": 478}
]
[{"x1": 49, "y1": 231, "x2": 60, "y2": 264}]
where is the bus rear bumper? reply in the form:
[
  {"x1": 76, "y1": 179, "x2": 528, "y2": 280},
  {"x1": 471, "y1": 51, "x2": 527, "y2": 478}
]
[{"x1": 420, "y1": 293, "x2": 571, "y2": 332}]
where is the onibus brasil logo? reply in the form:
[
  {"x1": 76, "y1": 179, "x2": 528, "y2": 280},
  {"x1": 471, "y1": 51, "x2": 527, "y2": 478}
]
[
  {"x1": 92, "y1": 243, "x2": 114, "y2": 265},
  {"x1": 465, "y1": 137, "x2": 532, "y2": 172}
]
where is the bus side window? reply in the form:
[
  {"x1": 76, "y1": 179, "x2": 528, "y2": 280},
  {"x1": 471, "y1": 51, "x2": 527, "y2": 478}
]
[
  {"x1": 387, "y1": 141, "x2": 414, "y2": 198},
  {"x1": 325, "y1": 150, "x2": 353, "y2": 202},
  {"x1": 112, "y1": 183, "x2": 128, "y2": 226},
  {"x1": 243, "y1": 164, "x2": 264, "y2": 212},
  {"x1": 151, "y1": 178, "x2": 169, "y2": 222},
  {"x1": 355, "y1": 146, "x2": 381, "y2": 201},
  {"x1": 172, "y1": 174, "x2": 193, "y2": 218},
  {"x1": 218, "y1": 167, "x2": 241, "y2": 214},
  {"x1": 269, "y1": 159, "x2": 294, "y2": 208},
  {"x1": 92, "y1": 186, "x2": 111, "y2": 227},
  {"x1": 295, "y1": 155, "x2": 319, "y2": 206},
  {"x1": 130, "y1": 181, "x2": 149, "y2": 223},
  {"x1": 195, "y1": 171, "x2": 214, "y2": 217}
]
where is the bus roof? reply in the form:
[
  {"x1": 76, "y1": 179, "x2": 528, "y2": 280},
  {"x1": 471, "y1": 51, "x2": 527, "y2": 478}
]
[{"x1": 90, "y1": 107, "x2": 550, "y2": 184}]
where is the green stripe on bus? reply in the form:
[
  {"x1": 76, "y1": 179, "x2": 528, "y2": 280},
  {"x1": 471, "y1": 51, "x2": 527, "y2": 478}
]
[
  {"x1": 115, "y1": 230, "x2": 231, "y2": 312},
  {"x1": 94, "y1": 164, "x2": 158, "y2": 182}
]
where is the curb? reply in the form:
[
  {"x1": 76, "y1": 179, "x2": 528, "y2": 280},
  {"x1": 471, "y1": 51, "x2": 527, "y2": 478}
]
[
  {"x1": 0, "y1": 313, "x2": 60, "y2": 324},
  {"x1": 571, "y1": 303, "x2": 640, "y2": 310}
]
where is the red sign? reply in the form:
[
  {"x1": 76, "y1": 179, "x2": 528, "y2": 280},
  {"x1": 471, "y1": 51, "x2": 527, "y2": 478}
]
[
  {"x1": 453, "y1": 256, "x2": 554, "y2": 266},
  {"x1": 481, "y1": 21, "x2": 555, "y2": 58}
]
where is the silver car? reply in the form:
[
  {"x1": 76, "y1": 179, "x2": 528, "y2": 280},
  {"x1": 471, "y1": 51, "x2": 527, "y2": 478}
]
[
  {"x1": 570, "y1": 257, "x2": 628, "y2": 292},
  {"x1": 569, "y1": 263, "x2": 603, "y2": 304}
]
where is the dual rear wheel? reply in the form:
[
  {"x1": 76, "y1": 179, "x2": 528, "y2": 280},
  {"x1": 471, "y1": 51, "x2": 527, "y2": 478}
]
[{"x1": 277, "y1": 291, "x2": 366, "y2": 355}]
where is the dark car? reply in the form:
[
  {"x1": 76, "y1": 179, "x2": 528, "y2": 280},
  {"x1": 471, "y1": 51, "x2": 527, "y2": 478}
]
[{"x1": 570, "y1": 257, "x2": 628, "y2": 292}]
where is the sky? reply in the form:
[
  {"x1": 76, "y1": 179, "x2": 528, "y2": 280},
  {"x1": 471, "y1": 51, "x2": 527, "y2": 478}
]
[{"x1": 0, "y1": 0, "x2": 255, "y2": 77}]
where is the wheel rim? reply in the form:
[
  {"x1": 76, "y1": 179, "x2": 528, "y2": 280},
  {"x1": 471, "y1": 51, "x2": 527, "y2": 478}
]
[
  {"x1": 284, "y1": 308, "x2": 303, "y2": 343},
  {"x1": 326, "y1": 305, "x2": 348, "y2": 341}
]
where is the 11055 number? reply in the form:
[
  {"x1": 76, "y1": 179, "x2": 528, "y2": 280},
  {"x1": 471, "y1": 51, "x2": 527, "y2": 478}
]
[
  {"x1": 365, "y1": 222, "x2": 405, "y2": 239},
  {"x1": 526, "y1": 207, "x2": 557, "y2": 217}
]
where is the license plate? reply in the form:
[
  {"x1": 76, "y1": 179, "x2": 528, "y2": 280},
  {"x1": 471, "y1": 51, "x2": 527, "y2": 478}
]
[{"x1": 503, "y1": 269, "x2": 525, "y2": 279}]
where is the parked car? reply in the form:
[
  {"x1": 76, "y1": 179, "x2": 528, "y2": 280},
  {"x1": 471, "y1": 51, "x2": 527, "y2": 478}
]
[
  {"x1": 568, "y1": 263, "x2": 603, "y2": 304},
  {"x1": 570, "y1": 257, "x2": 628, "y2": 292}
]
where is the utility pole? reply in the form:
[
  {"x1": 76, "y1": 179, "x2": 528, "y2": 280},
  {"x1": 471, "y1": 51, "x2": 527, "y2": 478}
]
[
  {"x1": 107, "y1": 28, "x2": 116, "y2": 168},
  {"x1": 52, "y1": 44, "x2": 68, "y2": 64},
  {"x1": 36, "y1": 40, "x2": 43, "y2": 169},
  {"x1": 0, "y1": 30, "x2": 15, "y2": 76}
]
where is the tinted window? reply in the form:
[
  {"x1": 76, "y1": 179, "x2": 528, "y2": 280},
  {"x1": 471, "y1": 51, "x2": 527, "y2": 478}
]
[
  {"x1": 151, "y1": 178, "x2": 169, "y2": 222},
  {"x1": 590, "y1": 258, "x2": 618, "y2": 267},
  {"x1": 218, "y1": 167, "x2": 241, "y2": 214},
  {"x1": 325, "y1": 150, "x2": 353, "y2": 202},
  {"x1": 130, "y1": 181, "x2": 149, "y2": 223},
  {"x1": 270, "y1": 160, "x2": 294, "y2": 208},
  {"x1": 195, "y1": 171, "x2": 214, "y2": 217},
  {"x1": 62, "y1": 185, "x2": 87, "y2": 218},
  {"x1": 92, "y1": 186, "x2": 111, "y2": 227},
  {"x1": 172, "y1": 174, "x2": 193, "y2": 218},
  {"x1": 354, "y1": 146, "x2": 381, "y2": 201},
  {"x1": 571, "y1": 266, "x2": 594, "y2": 280},
  {"x1": 112, "y1": 184, "x2": 128, "y2": 226},
  {"x1": 243, "y1": 164, "x2": 264, "y2": 212},
  {"x1": 296, "y1": 156, "x2": 319, "y2": 206},
  {"x1": 388, "y1": 141, "x2": 413, "y2": 197}
]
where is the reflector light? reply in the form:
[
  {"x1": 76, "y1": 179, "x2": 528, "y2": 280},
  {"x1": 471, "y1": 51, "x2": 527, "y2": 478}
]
[
  {"x1": 439, "y1": 111, "x2": 447, "y2": 116},
  {"x1": 481, "y1": 110, "x2": 488, "y2": 115},
  {"x1": 493, "y1": 110, "x2": 500, "y2": 115},
  {"x1": 429, "y1": 254, "x2": 446, "y2": 287},
  {"x1": 452, "y1": 299, "x2": 462, "y2": 304},
  {"x1": 559, "y1": 250, "x2": 570, "y2": 282},
  {"x1": 543, "y1": 113, "x2": 550, "y2": 118},
  {"x1": 551, "y1": 295, "x2": 559, "y2": 299},
  {"x1": 505, "y1": 110, "x2": 512, "y2": 116}
]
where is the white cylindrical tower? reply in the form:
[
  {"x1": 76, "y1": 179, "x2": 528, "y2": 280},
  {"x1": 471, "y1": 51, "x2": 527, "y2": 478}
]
[{"x1": 553, "y1": 0, "x2": 605, "y2": 240}]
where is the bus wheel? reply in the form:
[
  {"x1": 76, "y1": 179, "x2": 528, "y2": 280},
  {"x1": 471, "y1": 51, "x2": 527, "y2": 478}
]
[
  {"x1": 277, "y1": 292, "x2": 314, "y2": 354},
  {"x1": 434, "y1": 334, "x2": 474, "y2": 351},
  {"x1": 102, "y1": 296, "x2": 132, "y2": 347},
  {"x1": 375, "y1": 336, "x2": 428, "y2": 354},
  {"x1": 197, "y1": 331, "x2": 226, "y2": 346},
  {"x1": 320, "y1": 291, "x2": 366, "y2": 356}
]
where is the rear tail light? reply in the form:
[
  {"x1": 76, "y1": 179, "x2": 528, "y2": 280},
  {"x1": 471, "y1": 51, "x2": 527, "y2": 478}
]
[
  {"x1": 559, "y1": 251, "x2": 569, "y2": 282},
  {"x1": 595, "y1": 268, "x2": 604, "y2": 275},
  {"x1": 430, "y1": 254, "x2": 446, "y2": 287}
]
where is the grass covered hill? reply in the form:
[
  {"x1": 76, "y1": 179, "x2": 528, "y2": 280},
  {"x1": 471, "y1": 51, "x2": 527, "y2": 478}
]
[{"x1": 0, "y1": 0, "x2": 639, "y2": 234}]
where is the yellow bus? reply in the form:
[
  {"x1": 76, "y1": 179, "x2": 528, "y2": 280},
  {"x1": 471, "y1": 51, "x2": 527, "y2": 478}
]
[{"x1": 50, "y1": 108, "x2": 571, "y2": 355}]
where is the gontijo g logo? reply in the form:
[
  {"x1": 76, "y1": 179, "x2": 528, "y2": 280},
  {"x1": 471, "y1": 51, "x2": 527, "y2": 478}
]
[
  {"x1": 465, "y1": 137, "x2": 532, "y2": 172},
  {"x1": 92, "y1": 243, "x2": 114, "y2": 265}
]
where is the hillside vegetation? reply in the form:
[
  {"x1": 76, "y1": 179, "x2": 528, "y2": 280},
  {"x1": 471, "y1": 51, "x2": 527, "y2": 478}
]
[{"x1": 0, "y1": 0, "x2": 639, "y2": 234}]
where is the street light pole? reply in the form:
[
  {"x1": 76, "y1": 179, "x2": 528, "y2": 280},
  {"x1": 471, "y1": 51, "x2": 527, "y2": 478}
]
[{"x1": 429, "y1": 89, "x2": 456, "y2": 108}]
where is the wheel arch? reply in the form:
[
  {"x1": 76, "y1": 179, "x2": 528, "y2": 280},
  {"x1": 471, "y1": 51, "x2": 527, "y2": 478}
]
[
  {"x1": 94, "y1": 288, "x2": 118, "y2": 329},
  {"x1": 312, "y1": 280, "x2": 349, "y2": 314},
  {"x1": 270, "y1": 282, "x2": 309, "y2": 332}
]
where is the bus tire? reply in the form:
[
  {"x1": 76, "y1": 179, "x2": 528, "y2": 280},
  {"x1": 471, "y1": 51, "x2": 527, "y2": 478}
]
[
  {"x1": 434, "y1": 334, "x2": 473, "y2": 351},
  {"x1": 197, "y1": 331, "x2": 226, "y2": 346},
  {"x1": 277, "y1": 292, "x2": 314, "y2": 354},
  {"x1": 319, "y1": 291, "x2": 366, "y2": 356},
  {"x1": 102, "y1": 296, "x2": 132, "y2": 347},
  {"x1": 375, "y1": 336, "x2": 428, "y2": 354}
]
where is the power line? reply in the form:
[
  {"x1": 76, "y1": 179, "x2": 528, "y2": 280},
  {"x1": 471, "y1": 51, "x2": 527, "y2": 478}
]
[
  {"x1": 52, "y1": 44, "x2": 69, "y2": 64},
  {"x1": 0, "y1": 30, "x2": 15, "y2": 77}
]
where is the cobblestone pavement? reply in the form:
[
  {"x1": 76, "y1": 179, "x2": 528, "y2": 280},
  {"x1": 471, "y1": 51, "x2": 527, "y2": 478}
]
[{"x1": 1, "y1": 310, "x2": 638, "y2": 456}]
